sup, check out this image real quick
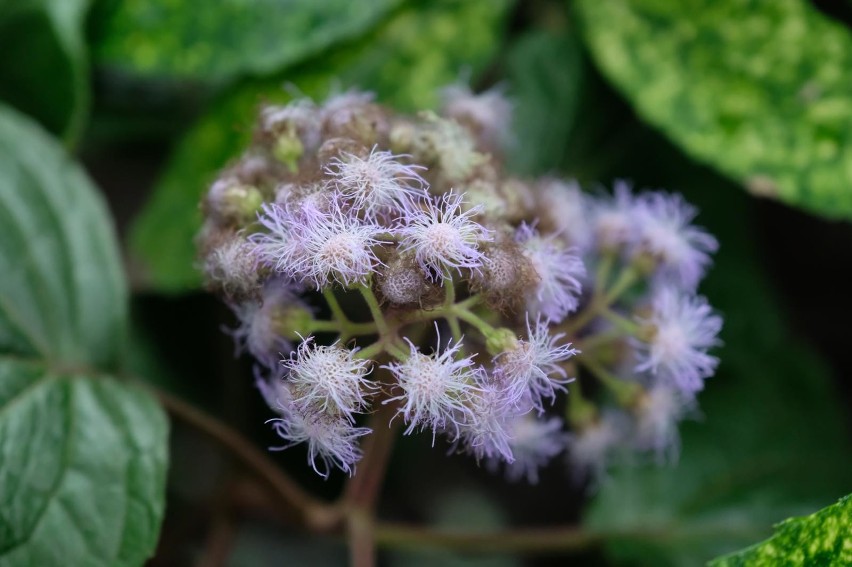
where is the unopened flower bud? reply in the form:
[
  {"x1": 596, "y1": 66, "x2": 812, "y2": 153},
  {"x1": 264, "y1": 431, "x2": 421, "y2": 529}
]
[
  {"x1": 377, "y1": 253, "x2": 434, "y2": 306},
  {"x1": 272, "y1": 302, "x2": 316, "y2": 341},
  {"x1": 485, "y1": 327, "x2": 518, "y2": 356},
  {"x1": 272, "y1": 133, "x2": 304, "y2": 171},
  {"x1": 206, "y1": 178, "x2": 264, "y2": 225},
  {"x1": 203, "y1": 233, "x2": 263, "y2": 299},
  {"x1": 317, "y1": 137, "x2": 369, "y2": 165},
  {"x1": 472, "y1": 238, "x2": 538, "y2": 312}
]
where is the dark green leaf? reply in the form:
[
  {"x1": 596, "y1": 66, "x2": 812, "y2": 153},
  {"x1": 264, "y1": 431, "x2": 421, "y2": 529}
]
[
  {"x1": 92, "y1": 0, "x2": 404, "y2": 84},
  {"x1": 0, "y1": 0, "x2": 90, "y2": 142},
  {"x1": 584, "y1": 144, "x2": 852, "y2": 565},
  {"x1": 709, "y1": 495, "x2": 852, "y2": 566},
  {"x1": 129, "y1": 0, "x2": 511, "y2": 292},
  {"x1": 0, "y1": 104, "x2": 126, "y2": 370},
  {"x1": 506, "y1": 29, "x2": 585, "y2": 175},
  {"x1": 0, "y1": 105, "x2": 169, "y2": 566},
  {"x1": 0, "y1": 357, "x2": 168, "y2": 567},
  {"x1": 576, "y1": 0, "x2": 852, "y2": 220}
]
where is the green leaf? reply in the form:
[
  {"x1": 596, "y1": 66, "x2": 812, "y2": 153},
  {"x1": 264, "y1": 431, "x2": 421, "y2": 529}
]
[
  {"x1": 575, "y1": 0, "x2": 852, "y2": 220},
  {"x1": 0, "y1": 104, "x2": 126, "y2": 370},
  {"x1": 0, "y1": 0, "x2": 91, "y2": 143},
  {"x1": 506, "y1": 28, "x2": 585, "y2": 175},
  {"x1": 709, "y1": 495, "x2": 852, "y2": 566},
  {"x1": 584, "y1": 145, "x2": 852, "y2": 565},
  {"x1": 0, "y1": 358, "x2": 168, "y2": 567},
  {"x1": 129, "y1": 0, "x2": 510, "y2": 292},
  {"x1": 92, "y1": 0, "x2": 404, "y2": 84},
  {"x1": 0, "y1": 105, "x2": 169, "y2": 566}
]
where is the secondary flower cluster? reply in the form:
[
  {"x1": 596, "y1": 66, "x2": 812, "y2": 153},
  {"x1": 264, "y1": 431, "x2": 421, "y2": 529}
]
[{"x1": 198, "y1": 86, "x2": 722, "y2": 482}]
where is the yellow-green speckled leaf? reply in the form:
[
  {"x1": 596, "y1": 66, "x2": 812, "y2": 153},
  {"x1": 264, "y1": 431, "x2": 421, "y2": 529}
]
[
  {"x1": 92, "y1": 0, "x2": 403, "y2": 84},
  {"x1": 709, "y1": 495, "x2": 852, "y2": 566},
  {"x1": 129, "y1": 0, "x2": 510, "y2": 292},
  {"x1": 576, "y1": 0, "x2": 852, "y2": 220}
]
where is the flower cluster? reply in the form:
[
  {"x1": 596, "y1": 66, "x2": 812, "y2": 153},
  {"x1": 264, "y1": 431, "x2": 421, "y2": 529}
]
[{"x1": 198, "y1": 86, "x2": 722, "y2": 482}]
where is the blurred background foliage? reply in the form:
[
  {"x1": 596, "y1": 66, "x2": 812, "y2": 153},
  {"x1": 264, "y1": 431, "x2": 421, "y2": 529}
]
[{"x1": 1, "y1": 0, "x2": 851, "y2": 566}]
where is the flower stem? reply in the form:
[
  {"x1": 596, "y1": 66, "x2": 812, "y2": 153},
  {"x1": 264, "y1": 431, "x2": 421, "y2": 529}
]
[
  {"x1": 359, "y1": 285, "x2": 390, "y2": 336},
  {"x1": 344, "y1": 394, "x2": 402, "y2": 566},
  {"x1": 594, "y1": 251, "x2": 616, "y2": 294},
  {"x1": 443, "y1": 280, "x2": 463, "y2": 344},
  {"x1": 561, "y1": 265, "x2": 642, "y2": 335},
  {"x1": 150, "y1": 384, "x2": 340, "y2": 531},
  {"x1": 565, "y1": 376, "x2": 597, "y2": 428},
  {"x1": 324, "y1": 288, "x2": 348, "y2": 323},
  {"x1": 603, "y1": 264, "x2": 640, "y2": 305},
  {"x1": 599, "y1": 308, "x2": 642, "y2": 336},
  {"x1": 356, "y1": 341, "x2": 385, "y2": 360},
  {"x1": 374, "y1": 523, "x2": 602, "y2": 554},
  {"x1": 578, "y1": 356, "x2": 641, "y2": 407},
  {"x1": 575, "y1": 327, "x2": 625, "y2": 352},
  {"x1": 454, "y1": 308, "x2": 496, "y2": 337}
]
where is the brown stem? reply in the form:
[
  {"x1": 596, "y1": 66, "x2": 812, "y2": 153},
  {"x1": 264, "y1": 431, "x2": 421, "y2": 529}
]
[
  {"x1": 152, "y1": 386, "x2": 341, "y2": 532},
  {"x1": 341, "y1": 382, "x2": 401, "y2": 567},
  {"x1": 344, "y1": 398, "x2": 401, "y2": 510},
  {"x1": 347, "y1": 508, "x2": 376, "y2": 567},
  {"x1": 196, "y1": 509, "x2": 237, "y2": 567},
  {"x1": 374, "y1": 523, "x2": 603, "y2": 554}
]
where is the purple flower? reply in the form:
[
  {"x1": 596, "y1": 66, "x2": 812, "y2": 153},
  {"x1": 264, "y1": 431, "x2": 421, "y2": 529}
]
[
  {"x1": 591, "y1": 180, "x2": 641, "y2": 250},
  {"x1": 632, "y1": 386, "x2": 692, "y2": 463},
  {"x1": 384, "y1": 331, "x2": 482, "y2": 439},
  {"x1": 566, "y1": 412, "x2": 625, "y2": 481},
  {"x1": 634, "y1": 287, "x2": 723, "y2": 395},
  {"x1": 493, "y1": 317, "x2": 578, "y2": 411},
  {"x1": 227, "y1": 281, "x2": 305, "y2": 367},
  {"x1": 253, "y1": 199, "x2": 386, "y2": 289},
  {"x1": 455, "y1": 376, "x2": 516, "y2": 463},
  {"x1": 516, "y1": 222, "x2": 585, "y2": 323},
  {"x1": 283, "y1": 337, "x2": 375, "y2": 418},
  {"x1": 325, "y1": 146, "x2": 426, "y2": 216},
  {"x1": 256, "y1": 370, "x2": 370, "y2": 477},
  {"x1": 538, "y1": 179, "x2": 593, "y2": 252},
  {"x1": 398, "y1": 190, "x2": 491, "y2": 280},
  {"x1": 498, "y1": 415, "x2": 567, "y2": 484},
  {"x1": 635, "y1": 192, "x2": 718, "y2": 289}
]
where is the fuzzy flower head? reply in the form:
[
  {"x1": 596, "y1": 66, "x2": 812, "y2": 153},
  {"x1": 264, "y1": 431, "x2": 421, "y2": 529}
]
[
  {"x1": 270, "y1": 405, "x2": 370, "y2": 477},
  {"x1": 635, "y1": 287, "x2": 723, "y2": 395},
  {"x1": 632, "y1": 386, "x2": 691, "y2": 463},
  {"x1": 493, "y1": 317, "x2": 578, "y2": 411},
  {"x1": 384, "y1": 332, "x2": 482, "y2": 439},
  {"x1": 635, "y1": 192, "x2": 718, "y2": 289},
  {"x1": 325, "y1": 146, "x2": 426, "y2": 216},
  {"x1": 592, "y1": 180, "x2": 641, "y2": 250},
  {"x1": 203, "y1": 233, "x2": 262, "y2": 298},
  {"x1": 516, "y1": 223, "x2": 585, "y2": 323},
  {"x1": 497, "y1": 415, "x2": 567, "y2": 484},
  {"x1": 257, "y1": 371, "x2": 370, "y2": 477},
  {"x1": 440, "y1": 83, "x2": 512, "y2": 150},
  {"x1": 253, "y1": 199, "x2": 385, "y2": 289},
  {"x1": 537, "y1": 179, "x2": 593, "y2": 252},
  {"x1": 227, "y1": 282, "x2": 306, "y2": 367},
  {"x1": 456, "y1": 376, "x2": 517, "y2": 463},
  {"x1": 398, "y1": 191, "x2": 491, "y2": 280},
  {"x1": 283, "y1": 337, "x2": 375, "y2": 418},
  {"x1": 566, "y1": 412, "x2": 625, "y2": 481}
]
